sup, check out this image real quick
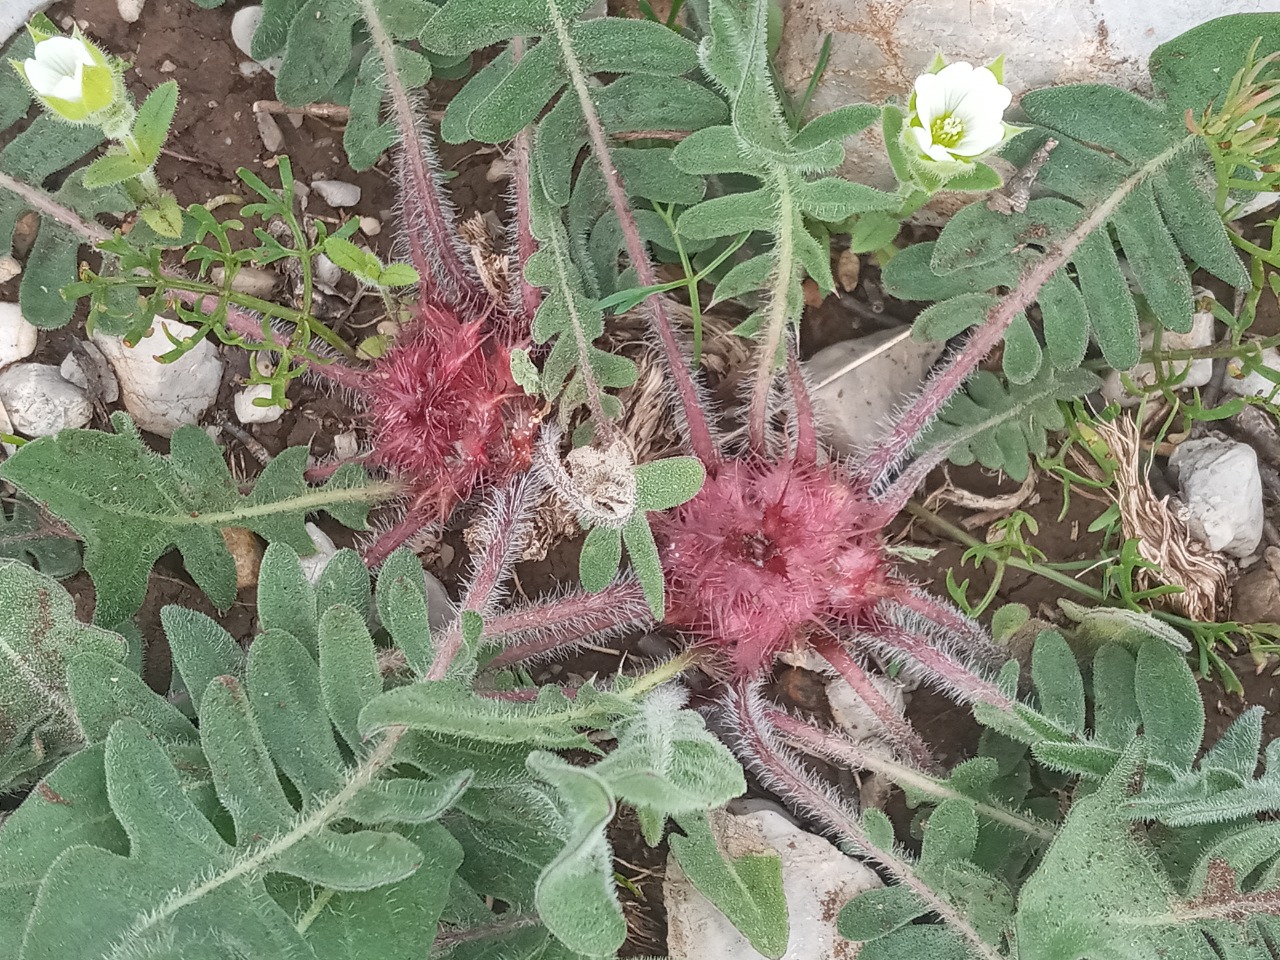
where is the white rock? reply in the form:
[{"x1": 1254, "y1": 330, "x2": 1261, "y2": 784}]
[
  {"x1": 359, "y1": 216, "x2": 381, "y2": 237},
  {"x1": 0, "y1": 0, "x2": 56, "y2": 45},
  {"x1": 0, "y1": 364, "x2": 91, "y2": 436},
  {"x1": 116, "y1": 0, "x2": 145, "y2": 23},
  {"x1": 230, "y1": 6, "x2": 284, "y2": 76},
  {"x1": 1169, "y1": 436, "x2": 1264, "y2": 559},
  {"x1": 1224, "y1": 346, "x2": 1280, "y2": 400},
  {"x1": 332, "y1": 430, "x2": 359, "y2": 461},
  {"x1": 0, "y1": 256, "x2": 20, "y2": 284},
  {"x1": 779, "y1": 0, "x2": 1279, "y2": 191},
  {"x1": 238, "y1": 61, "x2": 266, "y2": 79},
  {"x1": 234, "y1": 383, "x2": 284, "y2": 424},
  {"x1": 666, "y1": 806, "x2": 882, "y2": 960},
  {"x1": 256, "y1": 110, "x2": 285, "y2": 154},
  {"x1": 1101, "y1": 305, "x2": 1217, "y2": 405},
  {"x1": 310, "y1": 179, "x2": 362, "y2": 208},
  {"x1": 298, "y1": 523, "x2": 340, "y2": 585},
  {"x1": 210, "y1": 265, "x2": 277, "y2": 298},
  {"x1": 0, "y1": 399, "x2": 16, "y2": 455},
  {"x1": 92, "y1": 316, "x2": 224, "y2": 437},
  {"x1": 60, "y1": 342, "x2": 120, "y2": 402},
  {"x1": 159, "y1": 59, "x2": 177, "y2": 73},
  {"x1": 805, "y1": 326, "x2": 945, "y2": 456},
  {"x1": 0, "y1": 303, "x2": 38, "y2": 369},
  {"x1": 315, "y1": 254, "x2": 342, "y2": 287}
]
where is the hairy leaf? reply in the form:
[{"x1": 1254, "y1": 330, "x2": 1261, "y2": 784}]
[{"x1": 0, "y1": 414, "x2": 390, "y2": 626}]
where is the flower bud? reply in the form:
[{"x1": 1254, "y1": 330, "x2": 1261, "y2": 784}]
[{"x1": 12, "y1": 31, "x2": 118, "y2": 123}]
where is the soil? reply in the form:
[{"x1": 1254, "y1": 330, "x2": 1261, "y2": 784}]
[{"x1": 4, "y1": 0, "x2": 1280, "y2": 955}]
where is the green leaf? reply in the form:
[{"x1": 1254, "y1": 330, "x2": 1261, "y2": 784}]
[
  {"x1": 634, "y1": 457, "x2": 706, "y2": 512},
  {"x1": 1134, "y1": 638, "x2": 1203, "y2": 772},
  {"x1": 622, "y1": 513, "x2": 665, "y2": 618},
  {"x1": 82, "y1": 153, "x2": 149, "y2": 189},
  {"x1": 579, "y1": 524, "x2": 623, "y2": 594},
  {"x1": 0, "y1": 496, "x2": 81, "y2": 578},
  {"x1": 133, "y1": 81, "x2": 180, "y2": 164},
  {"x1": 0, "y1": 562, "x2": 127, "y2": 790},
  {"x1": 670, "y1": 811, "x2": 789, "y2": 958},
  {"x1": 0, "y1": 415, "x2": 388, "y2": 626},
  {"x1": 527, "y1": 752, "x2": 627, "y2": 957},
  {"x1": 838, "y1": 885, "x2": 927, "y2": 941}
]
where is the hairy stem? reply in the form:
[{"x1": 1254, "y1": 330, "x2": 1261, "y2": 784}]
[
  {"x1": 728, "y1": 682, "x2": 1005, "y2": 960},
  {"x1": 858, "y1": 137, "x2": 1195, "y2": 498},
  {"x1": 546, "y1": 0, "x2": 715, "y2": 463},
  {"x1": 748, "y1": 171, "x2": 797, "y2": 453},
  {"x1": 426, "y1": 474, "x2": 539, "y2": 680},
  {"x1": 484, "y1": 580, "x2": 652, "y2": 670},
  {"x1": 510, "y1": 37, "x2": 543, "y2": 325},
  {"x1": 357, "y1": 0, "x2": 485, "y2": 308},
  {"x1": 786, "y1": 343, "x2": 817, "y2": 463},
  {"x1": 0, "y1": 170, "x2": 113, "y2": 244},
  {"x1": 872, "y1": 622, "x2": 1013, "y2": 711},
  {"x1": 766, "y1": 708, "x2": 1057, "y2": 841},
  {"x1": 812, "y1": 634, "x2": 936, "y2": 772}
]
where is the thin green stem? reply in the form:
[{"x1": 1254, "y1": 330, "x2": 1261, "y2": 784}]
[{"x1": 94, "y1": 272, "x2": 357, "y2": 359}]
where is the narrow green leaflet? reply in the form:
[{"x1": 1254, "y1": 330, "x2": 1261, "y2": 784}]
[
  {"x1": 669, "y1": 811, "x2": 789, "y2": 958},
  {"x1": 0, "y1": 414, "x2": 393, "y2": 626},
  {"x1": 0, "y1": 563, "x2": 126, "y2": 791}
]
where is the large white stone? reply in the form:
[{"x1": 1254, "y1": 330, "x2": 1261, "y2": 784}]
[
  {"x1": 666, "y1": 806, "x2": 881, "y2": 960},
  {"x1": 0, "y1": 364, "x2": 91, "y2": 436},
  {"x1": 60, "y1": 342, "x2": 120, "y2": 403},
  {"x1": 92, "y1": 316, "x2": 223, "y2": 437},
  {"x1": 777, "y1": 0, "x2": 1280, "y2": 190},
  {"x1": 1169, "y1": 436, "x2": 1264, "y2": 559},
  {"x1": 0, "y1": 0, "x2": 54, "y2": 45},
  {"x1": 805, "y1": 326, "x2": 945, "y2": 457},
  {"x1": 0, "y1": 302, "x2": 38, "y2": 369},
  {"x1": 230, "y1": 6, "x2": 284, "y2": 76}
]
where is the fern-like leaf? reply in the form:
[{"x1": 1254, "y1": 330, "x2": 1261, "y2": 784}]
[{"x1": 0, "y1": 413, "x2": 395, "y2": 626}]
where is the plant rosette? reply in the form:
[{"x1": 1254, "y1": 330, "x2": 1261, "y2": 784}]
[{"x1": 10, "y1": 25, "x2": 122, "y2": 124}]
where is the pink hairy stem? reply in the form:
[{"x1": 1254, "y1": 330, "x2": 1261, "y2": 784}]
[
  {"x1": 172, "y1": 291, "x2": 369, "y2": 391},
  {"x1": 873, "y1": 623, "x2": 1013, "y2": 711},
  {"x1": 859, "y1": 140, "x2": 1189, "y2": 509},
  {"x1": 484, "y1": 580, "x2": 653, "y2": 670},
  {"x1": 426, "y1": 474, "x2": 538, "y2": 680},
  {"x1": 726, "y1": 681, "x2": 1006, "y2": 960},
  {"x1": 510, "y1": 37, "x2": 543, "y2": 324},
  {"x1": 361, "y1": 500, "x2": 440, "y2": 569},
  {"x1": 359, "y1": 0, "x2": 487, "y2": 309},
  {"x1": 785, "y1": 345, "x2": 818, "y2": 464},
  {"x1": 885, "y1": 582, "x2": 1002, "y2": 661},
  {"x1": 552, "y1": 13, "x2": 716, "y2": 464},
  {"x1": 811, "y1": 634, "x2": 936, "y2": 772}
]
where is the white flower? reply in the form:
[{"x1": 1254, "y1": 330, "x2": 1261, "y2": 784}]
[
  {"x1": 23, "y1": 36, "x2": 97, "y2": 102},
  {"x1": 12, "y1": 32, "x2": 116, "y2": 122},
  {"x1": 909, "y1": 61, "x2": 1013, "y2": 163}
]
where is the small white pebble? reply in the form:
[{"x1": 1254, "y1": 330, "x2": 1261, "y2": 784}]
[
  {"x1": 310, "y1": 179, "x2": 362, "y2": 208},
  {"x1": 0, "y1": 256, "x2": 19, "y2": 284},
  {"x1": 255, "y1": 111, "x2": 285, "y2": 154},
  {"x1": 358, "y1": 216, "x2": 381, "y2": 237},
  {"x1": 234, "y1": 383, "x2": 284, "y2": 424},
  {"x1": 117, "y1": 0, "x2": 146, "y2": 21},
  {"x1": 332, "y1": 430, "x2": 359, "y2": 460}
]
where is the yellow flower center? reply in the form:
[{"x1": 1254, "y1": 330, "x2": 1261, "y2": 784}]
[{"x1": 930, "y1": 114, "x2": 965, "y2": 149}]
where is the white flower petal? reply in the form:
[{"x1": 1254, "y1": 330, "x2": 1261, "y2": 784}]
[
  {"x1": 912, "y1": 72, "x2": 946, "y2": 126},
  {"x1": 36, "y1": 36, "x2": 94, "y2": 74},
  {"x1": 51, "y1": 73, "x2": 84, "y2": 103},
  {"x1": 925, "y1": 141, "x2": 956, "y2": 163},
  {"x1": 952, "y1": 122, "x2": 1005, "y2": 156},
  {"x1": 910, "y1": 126, "x2": 936, "y2": 153},
  {"x1": 21, "y1": 59, "x2": 64, "y2": 98}
]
